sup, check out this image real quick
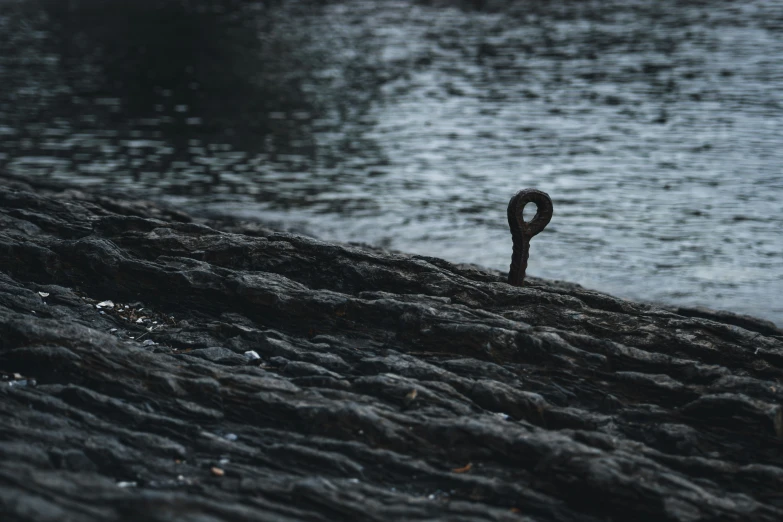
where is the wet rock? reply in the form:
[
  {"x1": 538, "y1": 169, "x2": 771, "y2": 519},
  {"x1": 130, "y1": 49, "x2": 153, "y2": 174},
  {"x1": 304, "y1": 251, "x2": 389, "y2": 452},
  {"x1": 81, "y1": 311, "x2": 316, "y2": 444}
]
[{"x1": 1, "y1": 172, "x2": 783, "y2": 521}]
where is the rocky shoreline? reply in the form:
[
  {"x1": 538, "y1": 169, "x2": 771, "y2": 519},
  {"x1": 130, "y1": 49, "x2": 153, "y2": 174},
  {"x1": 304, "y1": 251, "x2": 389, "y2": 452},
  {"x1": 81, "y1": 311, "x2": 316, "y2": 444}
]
[{"x1": 2, "y1": 172, "x2": 783, "y2": 521}]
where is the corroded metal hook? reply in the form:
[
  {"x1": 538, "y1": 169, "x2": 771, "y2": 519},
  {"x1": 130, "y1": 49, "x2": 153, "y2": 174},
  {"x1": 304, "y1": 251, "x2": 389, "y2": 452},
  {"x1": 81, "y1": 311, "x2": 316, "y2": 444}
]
[{"x1": 507, "y1": 188, "x2": 553, "y2": 286}]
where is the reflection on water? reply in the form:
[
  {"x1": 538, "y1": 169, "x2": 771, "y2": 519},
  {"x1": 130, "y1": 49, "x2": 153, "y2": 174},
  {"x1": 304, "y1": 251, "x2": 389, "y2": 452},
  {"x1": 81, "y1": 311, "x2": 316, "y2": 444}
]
[{"x1": 1, "y1": 0, "x2": 782, "y2": 324}]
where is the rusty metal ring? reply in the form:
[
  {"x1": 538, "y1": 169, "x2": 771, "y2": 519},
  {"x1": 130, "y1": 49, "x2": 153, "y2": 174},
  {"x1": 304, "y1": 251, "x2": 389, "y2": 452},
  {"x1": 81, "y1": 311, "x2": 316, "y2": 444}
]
[{"x1": 507, "y1": 189, "x2": 553, "y2": 286}]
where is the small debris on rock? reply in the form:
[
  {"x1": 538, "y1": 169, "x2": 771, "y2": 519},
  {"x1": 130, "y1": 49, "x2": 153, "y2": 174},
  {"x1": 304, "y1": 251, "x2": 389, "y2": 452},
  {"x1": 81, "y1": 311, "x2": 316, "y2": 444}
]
[
  {"x1": 210, "y1": 467, "x2": 225, "y2": 477},
  {"x1": 244, "y1": 350, "x2": 261, "y2": 360},
  {"x1": 403, "y1": 388, "x2": 418, "y2": 407},
  {"x1": 116, "y1": 481, "x2": 137, "y2": 488},
  {"x1": 96, "y1": 300, "x2": 115, "y2": 309},
  {"x1": 452, "y1": 463, "x2": 472, "y2": 474},
  {"x1": 38, "y1": 292, "x2": 49, "y2": 297},
  {"x1": 9, "y1": 379, "x2": 36, "y2": 387}
]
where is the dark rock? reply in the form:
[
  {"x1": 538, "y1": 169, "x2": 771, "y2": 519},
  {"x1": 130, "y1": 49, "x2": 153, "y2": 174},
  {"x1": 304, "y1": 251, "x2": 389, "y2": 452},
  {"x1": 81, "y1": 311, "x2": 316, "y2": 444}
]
[
  {"x1": 1, "y1": 172, "x2": 783, "y2": 521},
  {"x1": 188, "y1": 347, "x2": 246, "y2": 365}
]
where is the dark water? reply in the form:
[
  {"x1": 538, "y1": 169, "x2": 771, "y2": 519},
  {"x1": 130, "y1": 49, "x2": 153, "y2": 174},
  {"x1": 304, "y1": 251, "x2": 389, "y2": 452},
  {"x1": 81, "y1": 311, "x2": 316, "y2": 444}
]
[{"x1": 2, "y1": 0, "x2": 782, "y2": 324}]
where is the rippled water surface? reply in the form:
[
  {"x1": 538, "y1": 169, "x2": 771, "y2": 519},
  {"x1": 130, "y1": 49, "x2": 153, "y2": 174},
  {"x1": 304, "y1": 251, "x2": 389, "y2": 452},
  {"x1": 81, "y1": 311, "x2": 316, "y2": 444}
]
[{"x1": 2, "y1": 0, "x2": 782, "y2": 323}]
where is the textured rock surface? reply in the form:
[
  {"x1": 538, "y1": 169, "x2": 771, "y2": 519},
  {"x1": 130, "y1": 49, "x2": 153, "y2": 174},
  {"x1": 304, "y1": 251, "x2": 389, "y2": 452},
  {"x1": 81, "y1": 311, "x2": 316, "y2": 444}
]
[{"x1": 1, "y1": 172, "x2": 783, "y2": 521}]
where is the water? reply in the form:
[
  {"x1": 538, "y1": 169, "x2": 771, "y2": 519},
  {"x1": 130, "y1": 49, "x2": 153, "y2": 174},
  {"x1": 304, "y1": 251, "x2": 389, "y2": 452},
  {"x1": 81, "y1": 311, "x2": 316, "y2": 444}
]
[{"x1": 1, "y1": 0, "x2": 782, "y2": 325}]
